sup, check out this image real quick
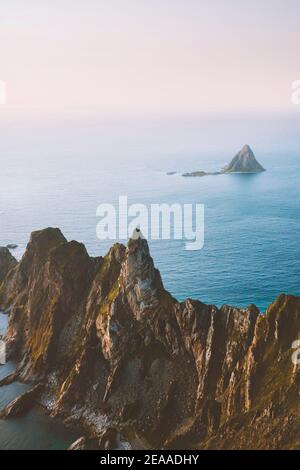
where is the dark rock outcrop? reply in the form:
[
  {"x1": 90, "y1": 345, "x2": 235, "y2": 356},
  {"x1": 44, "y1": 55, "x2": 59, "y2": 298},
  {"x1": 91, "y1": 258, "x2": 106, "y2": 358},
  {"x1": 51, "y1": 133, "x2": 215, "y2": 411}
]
[
  {"x1": 224, "y1": 145, "x2": 265, "y2": 173},
  {"x1": 0, "y1": 371, "x2": 19, "y2": 386},
  {"x1": 0, "y1": 384, "x2": 43, "y2": 419},
  {"x1": 68, "y1": 437, "x2": 87, "y2": 450},
  {"x1": 0, "y1": 247, "x2": 17, "y2": 285},
  {"x1": 0, "y1": 228, "x2": 299, "y2": 449},
  {"x1": 6, "y1": 244, "x2": 18, "y2": 250}
]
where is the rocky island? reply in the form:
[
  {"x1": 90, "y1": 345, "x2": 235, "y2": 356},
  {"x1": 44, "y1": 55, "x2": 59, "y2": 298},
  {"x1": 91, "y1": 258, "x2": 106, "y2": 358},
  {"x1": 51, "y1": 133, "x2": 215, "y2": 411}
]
[
  {"x1": 182, "y1": 145, "x2": 266, "y2": 177},
  {"x1": 0, "y1": 228, "x2": 299, "y2": 450},
  {"x1": 224, "y1": 145, "x2": 266, "y2": 173}
]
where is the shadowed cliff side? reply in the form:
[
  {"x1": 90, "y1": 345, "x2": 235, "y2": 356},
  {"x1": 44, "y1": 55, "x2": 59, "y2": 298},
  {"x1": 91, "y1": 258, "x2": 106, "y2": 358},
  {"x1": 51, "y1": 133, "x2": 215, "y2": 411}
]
[
  {"x1": 0, "y1": 247, "x2": 17, "y2": 285},
  {"x1": 0, "y1": 228, "x2": 299, "y2": 449}
]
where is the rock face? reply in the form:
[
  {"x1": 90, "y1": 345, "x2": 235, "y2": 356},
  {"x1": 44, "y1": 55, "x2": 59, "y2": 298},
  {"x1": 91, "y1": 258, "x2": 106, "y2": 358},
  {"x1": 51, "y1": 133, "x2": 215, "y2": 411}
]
[
  {"x1": 182, "y1": 145, "x2": 265, "y2": 177},
  {"x1": 0, "y1": 228, "x2": 299, "y2": 449},
  {"x1": 0, "y1": 384, "x2": 43, "y2": 419},
  {"x1": 0, "y1": 247, "x2": 17, "y2": 285},
  {"x1": 224, "y1": 145, "x2": 265, "y2": 173},
  {"x1": 68, "y1": 437, "x2": 87, "y2": 450}
]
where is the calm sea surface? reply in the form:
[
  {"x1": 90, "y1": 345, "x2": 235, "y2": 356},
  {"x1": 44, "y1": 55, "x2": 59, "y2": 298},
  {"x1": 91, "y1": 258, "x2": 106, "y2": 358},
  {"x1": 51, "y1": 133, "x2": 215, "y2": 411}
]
[{"x1": 0, "y1": 115, "x2": 299, "y2": 448}]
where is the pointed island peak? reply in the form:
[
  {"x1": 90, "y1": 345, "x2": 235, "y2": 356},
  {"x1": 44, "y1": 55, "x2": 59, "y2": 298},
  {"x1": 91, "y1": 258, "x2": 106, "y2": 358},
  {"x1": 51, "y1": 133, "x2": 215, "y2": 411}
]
[
  {"x1": 224, "y1": 144, "x2": 266, "y2": 173},
  {"x1": 241, "y1": 144, "x2": 252, "y2": 151},
  {"x1": 0, "y1": 227, "x2": 299, "y2": 450},
  {"x1": 182, "y1": 144, "x2": 266, "y2": 177}
]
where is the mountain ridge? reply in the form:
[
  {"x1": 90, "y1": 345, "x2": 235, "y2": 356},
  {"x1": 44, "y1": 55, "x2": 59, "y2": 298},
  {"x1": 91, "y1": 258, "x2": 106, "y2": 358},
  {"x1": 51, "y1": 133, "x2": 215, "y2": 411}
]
[{"x1": 0, "y1": 228, "x2": 299, "y2": 450}]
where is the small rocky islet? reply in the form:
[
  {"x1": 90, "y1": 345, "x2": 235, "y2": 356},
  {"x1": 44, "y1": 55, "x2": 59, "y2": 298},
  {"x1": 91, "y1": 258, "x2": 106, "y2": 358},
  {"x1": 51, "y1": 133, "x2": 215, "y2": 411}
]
[
  {"x1": 6, "y1": 244, "x2": 18, "y2": 250},
  {"x1": 0, "y1": 227, "x2": 299, "y2": 449},
  {"x1": 169, "y1": 145, "x2": 266, "y2": 177}
]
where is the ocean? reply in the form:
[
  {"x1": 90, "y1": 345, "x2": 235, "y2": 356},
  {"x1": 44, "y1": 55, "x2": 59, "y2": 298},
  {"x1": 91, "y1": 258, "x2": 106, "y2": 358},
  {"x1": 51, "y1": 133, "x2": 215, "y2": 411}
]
[{"x1": 0, "y1": 113, "x2": 300, "y2": 448}]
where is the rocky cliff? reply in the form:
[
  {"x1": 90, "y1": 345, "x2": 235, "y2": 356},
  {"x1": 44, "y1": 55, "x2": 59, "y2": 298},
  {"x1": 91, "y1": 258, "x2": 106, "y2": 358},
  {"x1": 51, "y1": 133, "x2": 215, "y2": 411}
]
[
  {"x1": 0, "y1": 228, "x2": 299, "y2": 449},
  {"x1": 0, "y1": 247, "x2": 17, "y2": 285}
]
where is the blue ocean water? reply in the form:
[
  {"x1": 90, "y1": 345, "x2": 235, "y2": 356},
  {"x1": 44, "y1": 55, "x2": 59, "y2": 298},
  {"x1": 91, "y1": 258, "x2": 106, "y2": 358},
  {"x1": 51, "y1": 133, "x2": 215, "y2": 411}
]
[
  {"x1": 1, "y1": 116, "x2": 300, "y2": 311},
  {"x1": 0, "y1": 115, "x2": 300, "y2": 448}
]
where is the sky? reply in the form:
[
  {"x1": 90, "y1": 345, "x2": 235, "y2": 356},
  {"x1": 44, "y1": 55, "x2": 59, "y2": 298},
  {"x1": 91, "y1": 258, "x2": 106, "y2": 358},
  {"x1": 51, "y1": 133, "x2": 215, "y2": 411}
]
[{"x1": 0, "y1": 0, "x2": 300, "y2": 119}]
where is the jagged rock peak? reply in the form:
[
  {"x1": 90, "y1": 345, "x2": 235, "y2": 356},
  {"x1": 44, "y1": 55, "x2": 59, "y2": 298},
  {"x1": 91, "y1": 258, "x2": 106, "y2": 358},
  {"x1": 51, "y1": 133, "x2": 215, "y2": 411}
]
[
  {"x1": 224, "y1": 145, "x2": 266, "y2": 173},
  {"x1": 121, "y1": 233, "x2": 163, "y2": 319},
  {"x1": 18, "y1": 227, "x2": 67, "y2": 274},
  {"x1": 26, "y1": 227, "x2": 66, "y2": 256}
]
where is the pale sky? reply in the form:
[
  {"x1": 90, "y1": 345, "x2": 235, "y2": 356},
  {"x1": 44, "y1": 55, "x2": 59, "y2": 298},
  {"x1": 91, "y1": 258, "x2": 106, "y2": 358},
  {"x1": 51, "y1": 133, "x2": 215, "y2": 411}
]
[{"x1": 0, "y1": 0, "x2": 299, "y2": 119}]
